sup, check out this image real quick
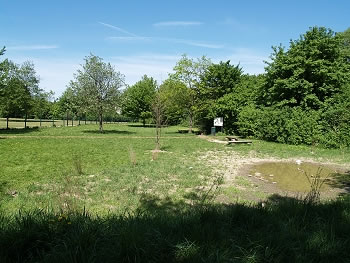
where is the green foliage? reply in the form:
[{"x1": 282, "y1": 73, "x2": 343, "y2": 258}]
[
  {"x1": 67, "y1": 54, "x2": 124, "y2": 132},
  {"x1": 261, "y1": 27, "x2": 350, "y2": 109},
  {"x1": 318, "y1": 96, "x2": 350, "y2": 148},
  {"x1": 170, "y1": 54, "x2": 212, "y2": 131},
  {"x1": 58, "y1": 86, "x2": 79, "y2": 119},
  {"x1": 238, "y1": 106, "x2": 321, "y2": 145},
  {"x1": 121, "y1": 75, "x2": 157, "y2": 126},
  {"x1": 339, "y1": 27, "x2": 350, "y2": 62},
  {"x1": 158, "y1": 79, "x2": 190, "y2": 125},
  {"x1": 0, "y1": 59, "x2": 41, "y2": 118},
  {"x1": 196, "y1": 61, "x2": 261, "y2": 133},
  {"x1": 237, "y1": 27, "x2": 350, "y2": 148}
]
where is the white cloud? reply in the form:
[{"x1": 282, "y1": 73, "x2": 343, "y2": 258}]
[
  {"x1": 153, "y1": 21, "x2": 203, "y2": 27},
  {"x1": 220, "y1": 48, "x2": 269, "y2": 74},
  {"x1": 7, "y1": 45, "x2": 59, "y2": 51},
  {"x1": 218, "y1": 18, "x2": 268, "y2": 34},
  {"x1": 168, "y1": 38, "x2": 223, "y2": 49},
  {"x1": 107, "y1": 36, "x2": 151, "y2": 41},
  {"x1": 110, "y1": 54, "x2": 180, "y2": 86},
  {"x1": 98, "y1": 22, "x2": 139, "y2": 37},
  {"x1": 107, "y1": 36, "x2": 224, "y2": 49},
  {"x1": 6, "y1": 48, "x2": 268, "y2": 99}
]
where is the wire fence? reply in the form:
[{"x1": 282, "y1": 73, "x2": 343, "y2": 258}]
[{"x1": 0, "y1": 117, "x2": 125, "y2": 129}]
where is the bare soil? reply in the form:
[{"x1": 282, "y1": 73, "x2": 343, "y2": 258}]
[{"x1": 198, "y1": 149, "x2": 350, "y2": 203}]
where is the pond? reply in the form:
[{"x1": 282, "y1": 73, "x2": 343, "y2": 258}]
[{"x1": 248, "y1": 161, "x2": 350, "y2": 193}]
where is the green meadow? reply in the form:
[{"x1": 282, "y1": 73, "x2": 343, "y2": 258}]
[{"x1": 1, "y1": 124, "x2": 350, "y2": 262}]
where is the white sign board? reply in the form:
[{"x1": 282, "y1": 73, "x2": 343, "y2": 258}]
[{"x1": 214, "y1": 117, "x2": 223, "y2": 127}]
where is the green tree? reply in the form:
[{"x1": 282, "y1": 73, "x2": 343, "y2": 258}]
[
  {"x1": 339, "y1": 27, "x2": 350, "y2": 61},
  {"x1": 196, "y1": 61, "x2": 243, "y2": 132},
  {"x1": 121, "y1": 75, "x2": 157, "y2": 126},
  {"x1": 68, "y1": 54, "x2": 124, "y2": 132},
  {"x1": 158, "y1": 79, "x2": 190, "y2": 125},
  {"x1": 32, "y1": 90, "x2": 54, "y2": 119},
  {"x1": 0, "y1": 60, "x2": 39, "y2": 119},
  {"x1": 170, "y1": 54, "x2": 212, "y2": 132},
  {"x1": 58, "y1": 87, "x2": 78, "y2": 124},
  {"x1": 260, "y1": 27, "x2": 350, "y2": 109}
]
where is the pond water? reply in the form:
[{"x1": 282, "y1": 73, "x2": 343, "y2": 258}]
[{"x1": 248, "y1": 161, "x2": 348, "y2": 192}]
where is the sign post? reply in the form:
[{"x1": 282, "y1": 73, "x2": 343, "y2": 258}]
[{"x1": 214, "y1": 117, "x2": 223, "y2": 134}]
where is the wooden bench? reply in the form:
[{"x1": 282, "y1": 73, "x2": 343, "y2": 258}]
[{"x1": 226, "y1": 136, "x2": 252, "y2": 145}]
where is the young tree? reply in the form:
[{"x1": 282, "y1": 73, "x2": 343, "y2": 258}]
[
  {"x1": 170, "y1": 54, "x2": 211, "y2": 132},
  {"x1": 152, "y1": 88, "x2": 165, "y2": 150},
  {"x1": 121, "y1": 75, "x2": 157, "y2": 127},
  {"x1": 69, "y1": 54, "x2": 124, "y2": 132}
]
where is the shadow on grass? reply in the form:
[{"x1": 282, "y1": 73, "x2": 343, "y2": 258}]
[
  {"x1": 0, "y1": 127, "x2": 40, "y2": 135},
  {"x1": 326, "y1": 170, "x2": 350, "y2": 194},
  {"x1": 1, "y1": 193, "x2": 350, "y2": 262},
  {"x1": 127, "y1": 124, "x2": 168, "y2": 128},
  {"x1": 159, "y1": 145, "x2": 173, "y2": 151},
  {"x1": 82, "y1": 130, "x2": 136, "y2": 135}
]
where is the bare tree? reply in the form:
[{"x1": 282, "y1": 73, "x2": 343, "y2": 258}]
[{"x1": 153, "y1": 89, "x2": 165, "y2": 150}]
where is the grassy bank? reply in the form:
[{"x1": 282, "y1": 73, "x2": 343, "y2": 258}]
[{"x1": 1, "y1": 195, "x2": 350, "y2": 262}]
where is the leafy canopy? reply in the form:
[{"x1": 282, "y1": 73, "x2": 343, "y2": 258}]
[
  {"x1": 261, "y1": 27, "x2": 350, "y2": 109},
  {"x1": 121, "y1": 75, "x2": 157, "y2": 126},
  {"x1": 69, "y1": 54, "x2": 124, "y2": 132}
]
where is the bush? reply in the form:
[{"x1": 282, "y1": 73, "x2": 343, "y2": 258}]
[{"x1": 237, "y1": 106, "x2": 322, "y2": 146}]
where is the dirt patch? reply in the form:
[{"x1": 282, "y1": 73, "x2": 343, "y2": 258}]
[
  {"x1": 198, "y1": 150, "x2": 350, "y2": 203},
  {"x1": 199, "y1": 135, "x2": 228, "y2": 144}
]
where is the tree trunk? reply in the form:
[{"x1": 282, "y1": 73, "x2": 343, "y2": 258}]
[
  {"x1": 25, "y1": 113, "x2": 27, "y2": 128},
  {"x1": 99, "y1": 112, "x2": 103, "y2": 133},
  {"x1": 66, "y1": 111, "x2": 69, "y2": 126},
  {"x1": 143, "y1": 118, "x2": 146, "y2": 127},
  {"x1": 188, "y1": 111, "x2": 193, "y2": 133}
]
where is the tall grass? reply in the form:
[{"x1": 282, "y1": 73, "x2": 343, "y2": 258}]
[{"x1": 1, "y1": 195, "x2": 350, "y2": 262}]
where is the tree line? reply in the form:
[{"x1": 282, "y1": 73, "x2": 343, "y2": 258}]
[{"x1": 1, "y1": 26, "x2": 349, "y2": 147}]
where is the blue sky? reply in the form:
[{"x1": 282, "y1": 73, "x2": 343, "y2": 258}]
[{"x1": 1, "y1": 0, "x2": 349, "y2": 97}]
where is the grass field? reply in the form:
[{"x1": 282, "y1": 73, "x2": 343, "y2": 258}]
[
  {"x1": 1, "y1": 123, "x2": 350, "y2": 262},
  {"x1": 0, "y1": 124, "x2": 221, "y2": 214}
]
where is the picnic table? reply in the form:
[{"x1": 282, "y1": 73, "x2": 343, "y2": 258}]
[{"x1": 225, "y1": 136, "x2": 252, "y2": 145}]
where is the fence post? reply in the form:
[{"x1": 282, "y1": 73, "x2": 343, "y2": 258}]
[
  {"x1": 6, "y1": 117, "x2": 9, "y2": 129},
  {"x1": 52, "y1": 116, "x2": 54, "y2": 127},
  {"x1": 71, "y1": 116, "x2": 73, "y2": 126},
  {"x1": 66, "y1": 112, "x2": 69, "y2": 126},
  {"x1": 40, "y1": 118, "x2": 42, "y2": 127},
  {"x1": 24, "y1": 113, "x2": 27, "y2": 128}
]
